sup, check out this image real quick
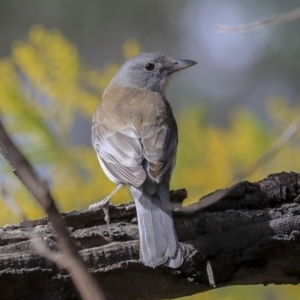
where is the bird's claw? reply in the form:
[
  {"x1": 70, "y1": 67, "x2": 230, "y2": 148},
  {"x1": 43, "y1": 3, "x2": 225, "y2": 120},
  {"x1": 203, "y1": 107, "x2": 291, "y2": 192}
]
[{"x1": 89, "y1": 198, "x2": 110, "y2": 224}]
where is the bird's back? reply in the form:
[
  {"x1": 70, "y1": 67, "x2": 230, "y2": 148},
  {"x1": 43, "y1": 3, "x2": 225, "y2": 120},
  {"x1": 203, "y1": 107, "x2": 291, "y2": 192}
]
[{"x1": 94, "y1": 86, "x2": 175, "y2": 132}]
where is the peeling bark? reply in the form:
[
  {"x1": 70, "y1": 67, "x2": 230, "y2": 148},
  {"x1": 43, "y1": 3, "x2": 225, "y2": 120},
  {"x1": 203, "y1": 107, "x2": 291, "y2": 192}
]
[{"x1": 1, "y1": 172, "x2": 300, "y2": 300}]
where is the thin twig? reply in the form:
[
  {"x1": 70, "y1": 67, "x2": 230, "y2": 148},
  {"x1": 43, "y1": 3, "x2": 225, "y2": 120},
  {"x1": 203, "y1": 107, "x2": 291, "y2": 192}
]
[
  {"x1": 28, "y1": 235, "x2": 67, "y2": 267},
  {"x1": 216, "y1": 6, "x2": 300, "y2": 33},
  {"x1": 185, "y1": 116, "x2": 300, "y2": 213},
  {"x1": 0, "y1": 181, "x2": 27, "y2": 219},
  {"x1": 0, "y1": 140, "x2": 16, "y2": 170},
  {"x1": 184, "y1": 188, "x2": 230, "y2": 212},
  {"x1": 0, "y1": 119, "x2": 106, "y2": 300},
  {"x1": 0, "y1": 183, "x2": 63, "y2": 265},
  {"x1": 233, "y1": 116, "x2": 300, "y2": 183}
]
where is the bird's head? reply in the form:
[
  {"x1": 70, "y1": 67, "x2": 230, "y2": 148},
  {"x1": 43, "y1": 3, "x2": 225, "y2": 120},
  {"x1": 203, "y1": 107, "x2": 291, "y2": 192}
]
[{"x1": 110, "y1": 52, "x2": 197, "y2": 95}]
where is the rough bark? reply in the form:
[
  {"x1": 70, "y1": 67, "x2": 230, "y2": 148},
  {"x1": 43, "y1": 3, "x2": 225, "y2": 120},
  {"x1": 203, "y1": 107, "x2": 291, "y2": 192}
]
[{"x1": 1, "y1": 172, "x2": 300, "y2": 300}]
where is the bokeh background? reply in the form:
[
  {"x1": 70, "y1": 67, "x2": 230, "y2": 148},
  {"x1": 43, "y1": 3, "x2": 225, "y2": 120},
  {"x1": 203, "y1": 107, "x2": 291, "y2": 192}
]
[{"x1": 1, "y1": 1, "x2": 300, "y2": 299}]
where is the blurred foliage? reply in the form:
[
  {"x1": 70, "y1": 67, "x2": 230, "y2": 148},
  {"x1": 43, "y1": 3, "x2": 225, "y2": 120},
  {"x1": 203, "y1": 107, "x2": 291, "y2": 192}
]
[{"x1": 1, "y1": 26, "x2": 300, "y2": 300}]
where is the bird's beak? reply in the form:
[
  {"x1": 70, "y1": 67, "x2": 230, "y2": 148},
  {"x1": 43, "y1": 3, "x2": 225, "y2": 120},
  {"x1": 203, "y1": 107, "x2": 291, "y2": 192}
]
[{"x1": 168, "y1": 59, "x2": 197, "y2": 75}]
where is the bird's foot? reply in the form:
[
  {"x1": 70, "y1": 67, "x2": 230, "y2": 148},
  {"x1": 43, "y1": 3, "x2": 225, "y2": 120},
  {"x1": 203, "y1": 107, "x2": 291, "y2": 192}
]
[
  {"x1": 89, "y1": 197, "x2": 110, "y2": 224},
  {"x1": 89, "y1": 184, "x2": 123, "y2": 224}
]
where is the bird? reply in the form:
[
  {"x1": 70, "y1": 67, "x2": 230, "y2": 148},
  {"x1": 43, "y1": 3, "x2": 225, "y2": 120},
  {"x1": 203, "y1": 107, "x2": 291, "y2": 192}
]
[{"x1": 90, "y1": 52, "x2": 197, "y2": 268}]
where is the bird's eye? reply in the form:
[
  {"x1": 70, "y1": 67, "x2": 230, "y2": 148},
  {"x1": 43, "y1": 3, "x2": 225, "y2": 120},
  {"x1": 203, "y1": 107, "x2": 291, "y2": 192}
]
[{"x1": 144, "y1": 63, "x2": 155, "y2": 71}]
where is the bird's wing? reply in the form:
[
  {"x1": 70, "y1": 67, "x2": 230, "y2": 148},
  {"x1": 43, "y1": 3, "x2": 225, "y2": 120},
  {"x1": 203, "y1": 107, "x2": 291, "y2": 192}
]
[
  {"x1": 141, "y1": 120, "x2": 178, "y2": 182},
  {"x1": 92, "y1": 121, "x2": 146, "y2": 187}
]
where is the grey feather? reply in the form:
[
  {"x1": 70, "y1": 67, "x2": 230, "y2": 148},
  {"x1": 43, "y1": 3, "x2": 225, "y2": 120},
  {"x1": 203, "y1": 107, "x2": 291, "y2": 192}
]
[
  {"x1": 141, "y1": 121, "x2": 178, "y2": 181},
  {"x1": 131, "y1": 178, "x2": 182, "y2": 268},
  {"x1": 93, "y1": 124, "x2": 146, "y2": 187}
]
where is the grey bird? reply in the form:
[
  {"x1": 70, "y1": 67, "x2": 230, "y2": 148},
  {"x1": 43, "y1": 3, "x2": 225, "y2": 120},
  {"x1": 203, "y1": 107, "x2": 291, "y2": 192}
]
[{"x1": 90, "y1": 52, "x2": 197, "y2": 268}]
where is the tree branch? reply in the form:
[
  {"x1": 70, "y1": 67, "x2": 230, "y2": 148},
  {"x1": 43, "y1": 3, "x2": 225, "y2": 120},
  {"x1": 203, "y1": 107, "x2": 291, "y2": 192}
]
[
  {"x1": 216, "y1": 6, "x2": 300, "y2": 33},
  {"x1": 1, "y1": 172, "x2": 300, "y2": 300},
  {"x1": 0, "y1": 119, "x2": 105, "y2": 300}
]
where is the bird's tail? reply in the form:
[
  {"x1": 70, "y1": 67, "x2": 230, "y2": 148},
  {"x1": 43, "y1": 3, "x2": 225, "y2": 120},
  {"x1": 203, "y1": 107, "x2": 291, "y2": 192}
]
[{"x1": 130, "y1": 182, "x2": 182, "y2": 268}]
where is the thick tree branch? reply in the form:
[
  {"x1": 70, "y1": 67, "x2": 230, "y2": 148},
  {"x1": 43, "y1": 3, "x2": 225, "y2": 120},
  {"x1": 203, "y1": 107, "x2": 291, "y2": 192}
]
[{"x1": 1, "y1": 172, "x2": 300, "y2": 300}]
